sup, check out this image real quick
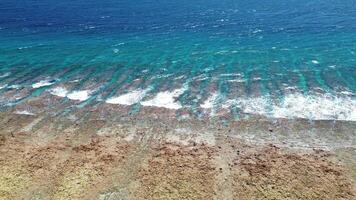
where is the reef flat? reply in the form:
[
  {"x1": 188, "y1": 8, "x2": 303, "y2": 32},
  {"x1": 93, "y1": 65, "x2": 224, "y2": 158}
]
[{"x1": 0, "y1": 107, "x2": 355, "y2": 200}]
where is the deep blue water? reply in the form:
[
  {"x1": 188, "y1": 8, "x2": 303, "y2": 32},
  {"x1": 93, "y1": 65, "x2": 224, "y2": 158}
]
[{"x1": 0, "y1": 0, "x2": 355, "y2": 120}]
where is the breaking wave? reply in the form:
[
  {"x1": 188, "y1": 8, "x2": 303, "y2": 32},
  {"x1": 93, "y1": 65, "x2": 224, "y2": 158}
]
[
  {"x1": 223, "y1": 93, "x2": 356, "y2": 121},
  {"x1": 141, "y1": 87, "x2": 187, "y2": 110},
  {"x1": 32, "y1": 79, "x2": 55, "y2": 88},
  {"x1": 106, "y1": 89, "x2": 149, "y2": 105}
]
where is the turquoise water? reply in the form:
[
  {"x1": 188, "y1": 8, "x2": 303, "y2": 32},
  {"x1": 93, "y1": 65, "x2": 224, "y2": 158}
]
[{"x1": 0, "y1": 0, "x2": 355, "y2": 120}]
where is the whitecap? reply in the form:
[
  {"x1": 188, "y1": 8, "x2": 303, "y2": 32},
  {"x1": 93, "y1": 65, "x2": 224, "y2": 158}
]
[
  {"x1": 252, "y1": 29, "x2": 262, "y2": 34},
  {"x1": 106, "y1": 89, "x2": 149, "y2": 105},
  {"x1": 69, "y1": 79, "x2": 80, "y2": 83},
  {"x1": 227, "y1": 97, "x2": 271, "y2": 116},
  {"x1": 203, "y1": 67, "x2": 214, "y2": 72},
  {"x1": 220, "y1": 73, "x2": 242, "y2": 77},
  {"x1": 113, "y1": 42, "x2": 125, "y2": 46},
  {"x1": 311, "y1": 60, "x2": 320, "y2": 64},
  {"x1": 272, "y1": 94, "x2": 356, "y2": 121},
  {"x1": 141, "y1": 87, "x2": 187, "y2": 110},
  {"x1": 215, "y1": 50, "x2": 229, "y2": 55},
  {"x1": 284, "y1": 86, "x2": 297, "y2": 90},
  {"x1": 32, "y1": 80, "x2": 55, "y2": 88},
  {"x1": 150, "y1": 74, "x2": 173, "y2": 80},
  {"x1": 252, "y1": 77, "x2": 262, "y2": 81},
  {"x1": 228, "y1": 79, "x2": 245, "y2": 83},
  {"x1": 49, "y1": 87, "x2": 68, "y2": 97},
  {"x1": 85, "y1": 25, "x2": 96, "y2": 29},
  {"x1": 174, "y1": 75, "x2": 185, "y2": 80},
  {"x1": 224, "y1": 93, "x2": 356, "y2": 121},
  {"x1": 15, "y1": 110, "x2": 35, "y2": 116},
  {"x1": 67, "y1": 90, "x2": 91, "y2": 101},
  {"x1": 0, "y1": 84, "x2": 8, "y2": 90},
  {"x1": 18, "y1": 46, "x2": 32, "y2": 50},
  {"x1": 200, "y1": 93, "x2": 219, "y2": 109},
  {"x1": 0, "y1": 72, "x2": 10, "y2": 78},
  {"x1": 340, "y1": 91, "x2": 354, "y2": 96},
  {"x1": 7, "y1": 84, "x2": 20, "y2": 89},
  {"x1": 194, "y1": 74, "x2": 209, "y2": 81}
]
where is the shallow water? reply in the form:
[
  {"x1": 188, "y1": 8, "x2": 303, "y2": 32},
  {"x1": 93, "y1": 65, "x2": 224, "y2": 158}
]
[{"x1": 0, "y1": 0, "x2": 355, "y2": 120}]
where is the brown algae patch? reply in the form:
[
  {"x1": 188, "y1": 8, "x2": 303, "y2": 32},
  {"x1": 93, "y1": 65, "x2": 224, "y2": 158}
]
[
  {"x1": 0, "y1": 164, "x2": 31, "y2": 200},
  {"x1": 135, "y1": 143, "x2": 217, "y2": 200},
  {"x1": 50, "y1": 137, "x2": 135, "y2": 199},
  {"x1": 52, "y1": 166, "x2": 99, "y2": 200},
  {"x1": 231, "y1": 146, "x2": 355, "y2": 200},
  {"x1": 0, "y1": 137, "x2": 33, "y2": 200},
  {"x1": 0, "y1": 132, "x2": 136, "y2": 200},
  {"x1": 0, "y1": 113, "x2": 355, "y2": 200}
]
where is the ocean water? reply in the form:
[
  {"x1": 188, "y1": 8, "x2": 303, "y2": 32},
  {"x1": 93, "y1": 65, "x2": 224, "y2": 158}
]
[{"x1": 0, "y1": 0, "x2": 355, "y2": 120}]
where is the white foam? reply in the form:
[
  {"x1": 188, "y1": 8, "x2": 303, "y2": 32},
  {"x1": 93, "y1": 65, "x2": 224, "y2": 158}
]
[
  {"x1": 50, "y1": 87, "x2": 68, "y2": 97},
  {"x1": 150, "y1": 74, "x2": 173, "y2": 80},
  {"x1": 252, "y1": 77, "x2": 262, "y2": 81},
  {"x1": 174, "y1": 75, "x2": 185, "y2": 80},
  {"x1": 67, "y1": 90, "x2": 91, "y2": 101},
  {"x1": 224, "y1": 93, "x2": 356, "y2": 121},
  {"x1": 141, "y1": 87, "x2": 187, "y2": 110},
  {"x1": 0, "y1": 84, "x2": 7, "y2": 90},
  {"x1": 32, "y1": 80, "x2": 55, "y2": 88},
  {"x1": 340, "y1": 91, "x2": 354, "y2": 96},
  {"x1": 203, "y1": 67, "x2": 214, "y2": 72},
  {"x1": 312, "y1": 60, "x2": 320, "y2": 64},
  {"x1": 49, "y1": 87, "x2": 91, "y2": 101},
  {"x1": 200, "y1": 93, "x2": 219, "y2": 109},
  {"x1": 284, "y1": 86, "x2": 297, "y2": 90},
  {"x1": 252, "y1": 29, "x2": 262, "y2": 34},
  {"x1": 224, "y1": 96, "x2": 271, "y2": 116},
  {"x1": 0, "y1": 72, "x2": 10, "y2": 78},
  {"x1": 15, "y1": 110, "x2": 35, "y2": 116},
  {"x1": 194, "y1": 74, "x2": 209, "y2": 81},
  {"x1": 18, "y1": 46, "x2": 32, "y2": 50},
  {"x1": 215, "y1": 50, "x2": 229, "y2": 55},
  {"x1": 272, "y1": 94, "x2": 356, "y2": 121},
  {"x1": 106, "y1": 89, "x2": 149, "y2": 105},
  {"x1": 227, "y1": 79, "x2": 245, "y2": 83},
  {"x1": 220, "y1": 73, "x2": 242, "y2": 77},
  {"x1": 7, "y1": 84, "x2": 20, "y2": 89}
]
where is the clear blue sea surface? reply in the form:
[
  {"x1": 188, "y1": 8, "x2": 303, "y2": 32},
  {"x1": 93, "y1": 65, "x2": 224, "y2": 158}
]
[{"x1": 0, "y1": 0, "x2": 355, "y2": 120}]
